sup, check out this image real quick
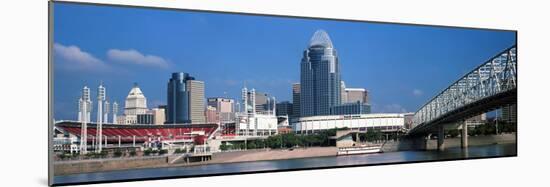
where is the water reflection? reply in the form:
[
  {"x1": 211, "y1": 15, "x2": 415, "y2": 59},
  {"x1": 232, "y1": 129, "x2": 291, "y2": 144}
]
[{"x1": 54, "y1": 143, "x2": 516, "y2": 185}]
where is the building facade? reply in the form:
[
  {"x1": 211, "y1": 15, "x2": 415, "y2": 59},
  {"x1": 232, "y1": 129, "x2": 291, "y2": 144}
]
[
  {"x1": 501, "y1": 104, "x2": 517, "y2": 123},
  {"x1": 205, "y1": 106, "x2": 220, "y2": 124},
  {"x1": 300, "y1": 30, "x2": 341, "y2": 117},
  {"x1": 292, "y1": 83, "x2": 301, "y2": 119},
  {"x1": 207, "y1": 97, "x2": 235, "y2": 123},
  {"x1": 276, "y1": 101, "x2": 293, "y2": 116},
  {"x1": 330, "y1": 102, "x2": 371, "y2": 115},
  {"x1": 187, "y1": 80, "x2": 205, "y2": 124},
  {"x1": 166, "y1": 72, "x2": 194, "y2": 124},
  {"x1": 137, "y1": 113, "x2": 155, "y2": 124},
  {"x1": 293, "y1": 113, "x2": 405, "y2": 134},
  {"x1": 343, "y1": 88, "x2": 369, "y2": 104},
  {"x1": 123, "y1": 84, "x2": 148, "y2": 124},
  {"x1": 151, "y1": 107, "x2": 165, "y2": 125}
]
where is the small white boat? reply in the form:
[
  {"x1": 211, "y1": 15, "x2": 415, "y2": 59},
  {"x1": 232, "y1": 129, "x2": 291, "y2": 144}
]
[{"x1": 337, "y1": 146, "x2": 382, "y2": 156}]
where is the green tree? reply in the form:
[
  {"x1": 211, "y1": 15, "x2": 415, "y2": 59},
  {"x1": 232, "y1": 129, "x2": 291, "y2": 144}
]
[
  {"x1": 219, "y1": 143, "x2": 228, "y2": 151},
  {"x1": 143, "y1": 148, "x2": 152, "y2": 156},
  {"x1": 247, "y1": 142, "x2": 257, "y2": 149},
  {"x1": 113, "y1": 149, "x2": 123, "y2": 157}
]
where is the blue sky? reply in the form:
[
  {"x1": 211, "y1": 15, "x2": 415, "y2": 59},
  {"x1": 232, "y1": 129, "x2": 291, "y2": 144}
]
[{"x1": 53, "y1": 3, "x2": 516, "y2": 120}]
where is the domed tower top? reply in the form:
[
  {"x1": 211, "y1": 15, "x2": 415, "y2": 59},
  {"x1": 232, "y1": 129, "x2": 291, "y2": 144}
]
[{"x1": 309, "y1": 29, "x2": 333, "y2": 48}]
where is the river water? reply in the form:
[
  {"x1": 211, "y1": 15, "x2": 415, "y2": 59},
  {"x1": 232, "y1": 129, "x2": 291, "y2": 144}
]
[{"x1": 54, "y1": 143, "x2": 516, "y2": 185}]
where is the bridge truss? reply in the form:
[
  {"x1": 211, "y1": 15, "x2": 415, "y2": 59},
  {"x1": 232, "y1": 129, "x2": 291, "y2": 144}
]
[{"x1": 410, "y1": 46, "x2": 517, "y2": 134}]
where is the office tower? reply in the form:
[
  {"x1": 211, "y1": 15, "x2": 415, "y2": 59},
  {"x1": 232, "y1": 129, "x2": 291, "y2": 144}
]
[
  {"x1": 187, "y1": 80, "x2": 205, "y2": 124},
  {"x1": 166, "y1": 72, "x2": 194, "y2": 124},
  {"x1": 103, "y1": 100, "x2": 110, "y2": 123},
  {"x1": 344, "y1": 88, "x2": 369, "y2": 104},
  {"x1": 330, "y1": 102, "x2": 371, "y2": 115},
  {"x1": 207, "y1": 97, "x2": 235, "y2": 123},
  {"x1": 123, "y1": 83, "x2": 148, "y2": 124},
  {"x1": 276, "y1": 101, "x2": 293, "y2": 116},
  {"x1": 77, "y1": 97, "x2": 83, "y2": 122},
  {"x1": 341, "y1": 81, "x2": 347, "y2": 103},
  {"x1": 292, "y1": 83, "x2": 301, "y2": 119},
  {"x1": 242, "y1": 87, "x2": 255, "y2": 115},
  {"x1": 254, "y1": 92, "x2": 268, "y2": 113},
  {"x1": 151, "y1": 107, "x2": 165, "y2": 125},
  {"x1": 205, "y1": 106, "x2": 220, "y2": 124},
  {"x1": 501, "y1": 104, "x2": 517, "y2": 123},
  {"x1": 300, "y1": 30, "x2": 341, "y2": 117},
  {"x1": 112, "y1": 101, "x2": 118, "y2": 124}
]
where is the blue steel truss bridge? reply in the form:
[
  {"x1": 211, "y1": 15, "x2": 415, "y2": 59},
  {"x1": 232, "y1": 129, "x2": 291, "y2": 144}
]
[{"x1": 407, "y1": 46, "x2": 517, "y2": 147}]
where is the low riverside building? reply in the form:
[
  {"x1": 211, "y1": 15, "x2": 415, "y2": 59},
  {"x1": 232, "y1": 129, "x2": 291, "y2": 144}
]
[{"x1": 293, "y1": 113, "x2": 405, "y2": 134}]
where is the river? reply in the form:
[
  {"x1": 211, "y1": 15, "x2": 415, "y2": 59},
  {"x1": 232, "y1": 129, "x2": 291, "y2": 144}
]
[{"x1": 54, "y1": 143, "x2": 516, "y2": 185}]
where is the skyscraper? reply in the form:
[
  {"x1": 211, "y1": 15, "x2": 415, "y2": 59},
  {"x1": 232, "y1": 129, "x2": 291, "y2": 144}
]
[
  {"x1": 166, "y1": 72, "x2": 194, "y2": 124},
  {"x1": 276, "y1": 101, "x2": 293, "y2": 116},
  {"x1": 343, "y1": 88, "x2": 369, "y2": 104},
  {"x1": 207, "y1": 97, "x2": 235, "y2": 123},
  {"x1": 205, "y1": 106, "x2": 220, "y2": 124},
  {"x1": 300, "y1": 30, "x2": 341, "y2": 117},
  {"x1": 187, "y1": 80, "x2": 206, "y2": 124},
  {"x1": 292, "y1": 83, "x2": 301, "y2": 119},
  {"x1": 123, "y1": 83, "x2": 148, "y2": 124}
]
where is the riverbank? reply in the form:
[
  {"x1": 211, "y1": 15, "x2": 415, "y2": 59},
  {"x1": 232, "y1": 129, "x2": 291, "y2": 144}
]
[
  {"x1": 54, "y1": 133, "x2": 516, "y2": 176},
  {"x1": 54, "y1": 147, "x2": 337, "y2": 176},
  {"x1": 381, "y1": 133, "x2": 517, "y2": 152}
]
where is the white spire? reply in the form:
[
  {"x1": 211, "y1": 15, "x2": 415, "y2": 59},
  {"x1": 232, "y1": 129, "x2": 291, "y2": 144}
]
[{"x1": 309, "y1": 29, "x2": 333, "y2": 48}]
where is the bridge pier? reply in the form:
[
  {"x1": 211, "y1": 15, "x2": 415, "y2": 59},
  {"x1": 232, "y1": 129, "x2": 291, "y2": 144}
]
[
  {"x1": 437, "y1": 125, "x2": 445, "y2": 151},
  {"x1": 461, "y1": 120, "x2": 468, "y2": 149}
]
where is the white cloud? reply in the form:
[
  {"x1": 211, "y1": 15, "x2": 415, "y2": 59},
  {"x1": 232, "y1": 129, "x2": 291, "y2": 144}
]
[
  {"x1": 107, "y1": 49, "x2": 169, "y2": 68},
  {"x1": 54, "y1": 43, "x2": 108, "y2": 71},
  {"x1": 412, "y1": 89, "x2": 423, "y2": 97}
]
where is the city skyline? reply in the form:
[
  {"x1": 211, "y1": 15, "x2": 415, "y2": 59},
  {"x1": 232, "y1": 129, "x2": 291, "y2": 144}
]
[{"x1": 53, "y1": 3, "x2": 516, "y2": 120}]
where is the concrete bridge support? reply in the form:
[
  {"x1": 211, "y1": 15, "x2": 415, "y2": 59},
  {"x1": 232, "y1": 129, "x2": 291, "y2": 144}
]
[
  {"x1": 461, "y1": 121, "x2": 468, "y2": 149},
  {"x1": 437, "y1": 125, "x2": 445, "y2": 151}
]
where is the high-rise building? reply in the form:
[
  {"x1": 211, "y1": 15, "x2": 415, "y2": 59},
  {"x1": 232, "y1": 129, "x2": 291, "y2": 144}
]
[
  {"x1": 123, "y1": 83, "x2": 148, "y2": 124},
  {"x1": 251, "y1": 92, "x2": 276, "y2": 114},
  {"x1": 340, "y1": 81, "x2": 347, "y2": 103},
  {"x1": 205, "y1": 106, "x2": 220, "y2": 124},
  {"x1": 207, "y1": 97, "x2": 235, "y2": 123},
  {"x1": 124, "y1": 83, "x2": 148, "y2": 115},
  {"x1": 330, "y1": 102, "x2": 371, "y2": 115},
  {"x1": 151, "y1": 107, "x2": 166, "y2": 125},
  {"x1": 344, "y1": 88, "x2": 369, "y2": 104},
  {"x1": 292, "y1": 83, "x2": 301, "y2": 119},
  {"x1": 166, "y1": 72, "x2": 194, "y2": 124},
  {"x1": 300, "y1": 30, "x2": 341, "y2": 117},
  {"x1": 276, "y1": 101, "x2": 293, "y2": 117},
  {"x1": 241, "y1": 87, "x2": 276, "y2": 115},
  {"x1": 501, "y1": 104, "x2": 517, "y2": 123},
  {"x1": 187, "y1": 80, "x2": 205, "y2": 124},
  {"x1": 112, "y1": 101, "x2": 119, "y2": 124}
]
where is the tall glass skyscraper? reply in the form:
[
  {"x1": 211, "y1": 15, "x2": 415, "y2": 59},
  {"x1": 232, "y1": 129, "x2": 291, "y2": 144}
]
[
  {"x1": 300, "y1": 30, "x2": 341, "y2": 117},
  {"x1": 166, "y1": 72, "x2": 194, "y2": 124}
]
